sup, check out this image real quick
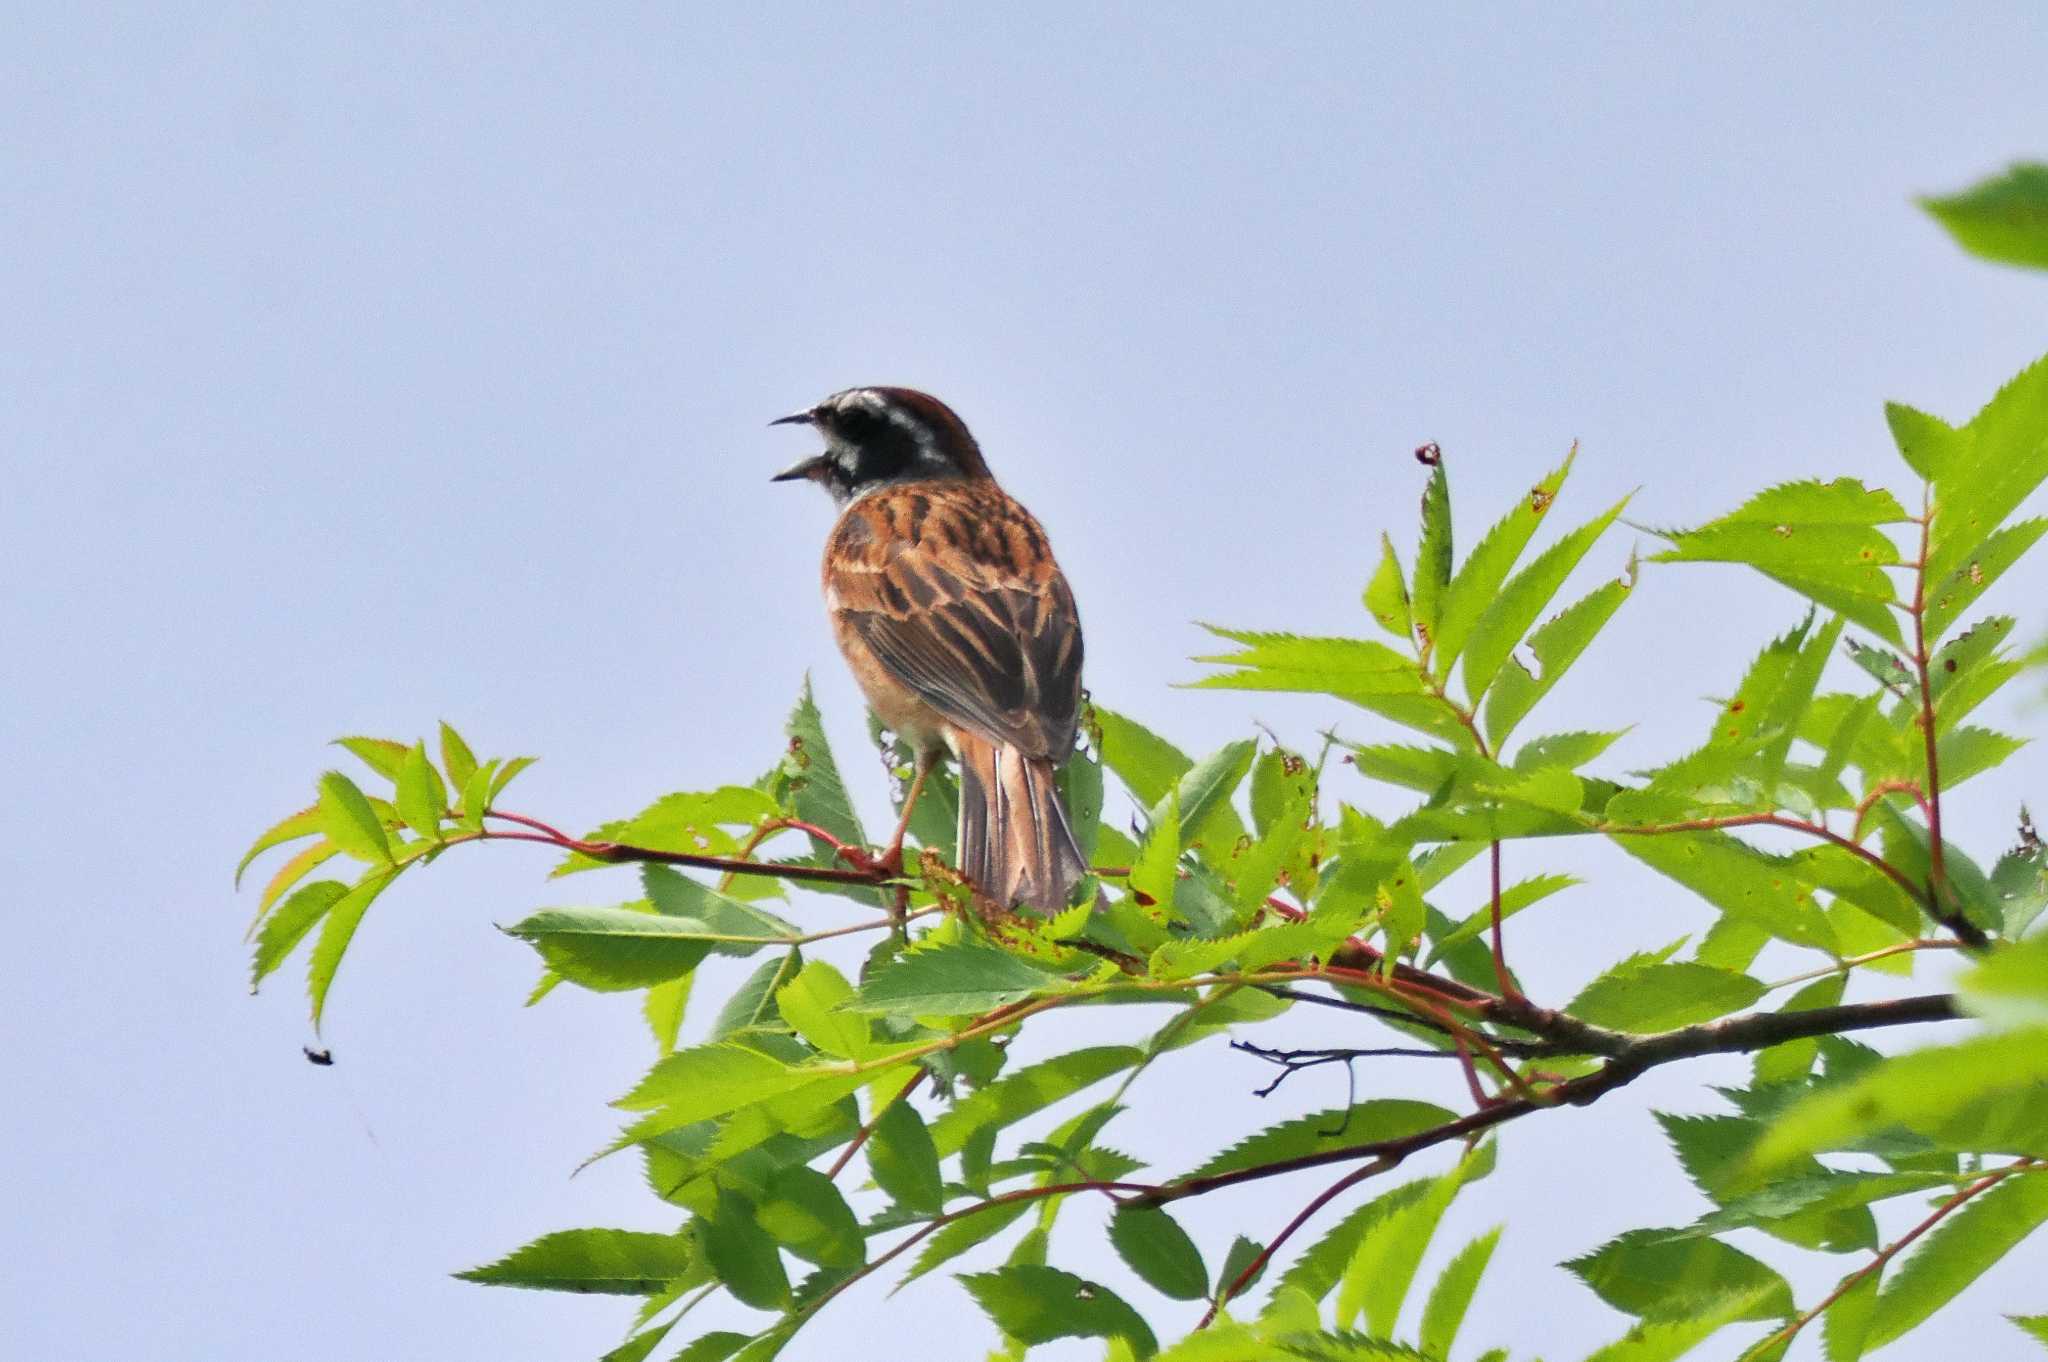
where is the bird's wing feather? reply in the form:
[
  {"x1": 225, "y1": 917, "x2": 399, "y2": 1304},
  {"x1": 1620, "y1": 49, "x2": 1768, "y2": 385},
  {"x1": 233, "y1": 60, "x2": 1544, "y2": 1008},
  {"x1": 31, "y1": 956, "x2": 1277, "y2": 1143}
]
[{"x1": 828, "y1": 483, "x2": 1082, "y2": 760}]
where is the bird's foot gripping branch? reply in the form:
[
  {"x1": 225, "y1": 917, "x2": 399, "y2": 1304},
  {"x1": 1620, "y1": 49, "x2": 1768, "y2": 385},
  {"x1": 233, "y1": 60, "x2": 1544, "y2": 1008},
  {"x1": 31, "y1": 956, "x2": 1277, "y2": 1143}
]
[{"x1": 244, "y1": 352, "x2": 2048, "y2": 1362}]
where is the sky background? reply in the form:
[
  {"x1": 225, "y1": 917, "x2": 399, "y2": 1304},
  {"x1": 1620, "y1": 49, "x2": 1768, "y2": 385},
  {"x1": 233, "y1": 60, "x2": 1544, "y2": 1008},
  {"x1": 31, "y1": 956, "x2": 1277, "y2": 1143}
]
[{"x1": 5, "y1": 6, "x2": 2048, "y2": 1359}]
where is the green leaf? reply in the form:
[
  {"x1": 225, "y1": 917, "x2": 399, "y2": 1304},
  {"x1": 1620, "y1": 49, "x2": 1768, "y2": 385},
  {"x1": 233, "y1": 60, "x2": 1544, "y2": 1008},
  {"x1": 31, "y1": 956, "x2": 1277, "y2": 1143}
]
[
  {"x1": 2010, "y1": 1315, "x2": 2048, "y2": 1350},
  {"x1": 1418, "y1": 1226, "x2": 1502, "y2": 1360},
  {"x1": 1746, "y1": 1027, "x2": 2048, "y2": 1174},
  {"x1": 615, "y1": 1040, "x2": 822, "y2": 1117},
  {"x1": 643, "y1": 975, "x2": 691, "y2": 1055},
  {"x1": 1864, "y1": 1170, "x2": 2048, "y2": 1350},
  {"x1": 775, "y1": 960, "x2": 871, "y2": 1059},
  {"x1": 455, "y1": 1227, "x2": 693, "y2": 1294},
  {"x1": 439, "y1": 721, "x2": 479, "y2": 793},
  {"x1": 710, "y1": 951, "x2": 804, "y2": 1039},
  {"x1": 959, "y1": 1265, "x2": 1158, "y2": 1358},
  {"x1": 1753, "y1": 975, "x2": 1848, "y2": 1086},
  {"x1": 774, "y1": 677, "x2": 869, "y2": 859},
  {"x1": 235, "y1": 804, "x2": 322, "y2": 887},
  {"x1": 1578, "y1": 1286, "x2": 1779, "y2": 1362},
  {"x1": 459, "y1": 759, "x2": 497, "y2": 832},
  {"x1": 1336, "y1": 1160, "x2": 1469, "y2": 1334},
  {"x1": 1434, "y1": 447, "x2": 1575, "y2": 674},
  {"x1": 1364, "y1": 533, "x2": 1412, "y2": 641},
  {"x1": 1567, "y1": 959, "x2": 1765, "y2": 1033},
  {"x1": 317, "y1": 771, "x2": 392, "y2": 865},
  {"x1": 849, "y1": 943, "x2": 1066, "y2": 1018},
  {"x1": 1095, "y1": 707, "x2": 1194, "y2": 808},
  {"x1": 1920, "y1": 162, "x2": 2048, "y2": 271},
  {"x1": 504, "y1": 905, "x2": 718, "y2": 992},
  {"x1": 1925, "y1": 354, "x2": 2048, "y2": 593},
  {"x1": 307, "y1": 868, "x2": 396, "y2": 1030},
  {"x1": 1273, "y1": 1180, "x2": 1442, "y2": 1307},
  {"x1": 702, "y1": 1190, "x2": 790, "y2": 1310},
  {"x1": 250, "y1": 880, "x2": 346, "y2": 990},
  {"x1": 1823, "y1": 1263, "x2": 1883, "y2": 1362},
  {"x1": 643, "y1": 866, "x2": 797, "y2": 954},
  {"x1": 1462, "y1": 493, "x2": 1630, "y2": 704},
  {"x1": 1925, "y1": 518, "x2": 2048, "y2": 642},
  {"x1": 1163, "y1": 737, "x2": 1253, "y2": 843},
  {"x1": 1429, "y1": 873, "x2": 1578, "y2": 961},
  {"x1": 1216, "y1": 1235, "x2": 1267, "y2": 1301},
  {"x1": 334, "y1": 735, "x2": 409, "y2": 783},
  {"x1": 757, "y1": 1164, "x2": 863, "y2": 1268},
  {"x1": 930, "y1": 1047, "x2": 1144, "y2": 1157},
  {"x1": 1654, "y1": 1169, "x2": 1952, "y2": 1244},
  {"x1": 1185, "y1": 1101, "x2": 1456, "y2": 1180},
  {"x1": 1564, "y1": 1229, "x2": 1792, "y2": 1322},
  {"x1": 1654, "y1": 479, "x2": 1909, "y2": 644},
  {"x1": 488, "y1": 755, "x2": 538, "y2": 803},
  {"x1": 1192, "y1": 628, "x2": 1424, "y2": 698},
  {"x1": 1108, "y1": 1205, "x2": 1207, "y2": 1301},
  {"x1": 869, "y1": 1095, "x2": 944, "y2": 1214},
  {"x1": 1411, "y1": 458, "x2": 1454, "y2": 657},
  {"x1": 1960, "y1": 934, "x2": 2048, "y2": 1028},
  {"x1": 1130, "y1": 793, "x2": 1180, "y2": 921},
  {"x1": 1887, "y1": 401, "x2": 1962, "y2": 484},
  {"x1": 1483, "y1": 573, "x2": 1634, "y2": 745},
  {"x1": 393, "y1": 742, "x2": 448, "y2": 841},
  {"x1": 897, "y1": 1200, "x2": 1034, "y2": 1290},
  {"x1": 1610, "y1": 830, "x2": 1837, "y2": 952}
]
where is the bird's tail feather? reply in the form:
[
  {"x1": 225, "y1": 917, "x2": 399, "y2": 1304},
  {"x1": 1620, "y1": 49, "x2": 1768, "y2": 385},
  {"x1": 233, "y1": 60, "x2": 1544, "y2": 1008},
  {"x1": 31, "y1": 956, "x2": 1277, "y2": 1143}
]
[{"x1": 954, "y1": 733, "x2": 1087, "y2": 914}]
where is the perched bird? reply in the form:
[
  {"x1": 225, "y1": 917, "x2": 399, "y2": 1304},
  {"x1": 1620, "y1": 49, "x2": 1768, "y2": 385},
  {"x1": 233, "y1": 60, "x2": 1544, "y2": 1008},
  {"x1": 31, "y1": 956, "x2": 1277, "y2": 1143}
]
[{"x1": 771, "y1": 387, "x2": 1088, "y2": 913}]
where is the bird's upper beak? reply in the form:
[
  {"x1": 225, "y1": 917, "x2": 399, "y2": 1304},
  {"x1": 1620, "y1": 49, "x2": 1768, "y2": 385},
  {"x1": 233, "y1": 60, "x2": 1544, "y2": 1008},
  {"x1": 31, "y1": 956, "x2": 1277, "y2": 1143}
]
[{"x1": 769, "y1": 408, "x2": 827, "y2": 483}]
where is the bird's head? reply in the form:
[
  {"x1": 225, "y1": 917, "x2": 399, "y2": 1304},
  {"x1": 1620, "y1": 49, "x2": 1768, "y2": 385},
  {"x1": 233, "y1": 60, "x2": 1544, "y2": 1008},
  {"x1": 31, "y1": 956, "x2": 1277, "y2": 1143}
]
[{"x1": 770, "y1": 387, "x2": 990, "y2": 505}]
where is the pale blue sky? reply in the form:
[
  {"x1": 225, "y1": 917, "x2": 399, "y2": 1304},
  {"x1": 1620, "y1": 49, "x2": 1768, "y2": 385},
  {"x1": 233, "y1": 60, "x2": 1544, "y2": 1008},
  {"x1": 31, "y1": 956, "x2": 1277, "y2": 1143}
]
[{"x1": 6, "y1": 6, "x2": 2048, "y2": 1359}]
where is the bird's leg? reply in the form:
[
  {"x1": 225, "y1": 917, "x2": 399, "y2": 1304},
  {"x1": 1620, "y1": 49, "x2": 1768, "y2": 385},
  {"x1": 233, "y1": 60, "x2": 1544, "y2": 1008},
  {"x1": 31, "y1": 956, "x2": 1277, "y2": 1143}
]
[{"x1": 875, "y1": 748, "x2": 937, "y2": 878}]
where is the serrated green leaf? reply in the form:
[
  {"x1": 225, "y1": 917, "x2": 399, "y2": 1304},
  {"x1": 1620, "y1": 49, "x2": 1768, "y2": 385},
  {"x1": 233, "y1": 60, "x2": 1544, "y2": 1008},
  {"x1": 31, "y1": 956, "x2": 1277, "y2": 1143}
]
[
  {"x1": 1274, "y1": 1181, "x2": 1436, "y2": 1306},
  {"x1": 1925, "y1": 354, "x2": 2048, "y2": 594},
  {"x1": 1433, "y1": 448, "x2": 1574, "y2": 675},
  {"x1": 1887, "y1": 401, "x2": 1961, "y2": 484},
  {"x1": 930, "y1": 1047, "x2": 1144, "y2": 1157},
  {"x1": 869, "y1": 1094, "x2": 944, "y2": 1213},
  {"x1": 643, "y1": 974, "x2": 691, "y2": 1055},
  {"x1": 459, "y1": 759, "x2": 497, "y2": 831},
  {"x1": 1216, "y1": 1234, "x2": 1267, "y2": 1301},
  {"x1": 504, "y1": 905, "x2": 717, "y2": 992},
  {"x1": 250, "y1": 880, "x2": 346, "y2": 990},
  {"x1": 1412, "y1": 459, "x2": 1453, "y2": 657},
  {"x1": 1823, "y1": 1262, "x2": 1883, "y2": 1362},
  {"x1": 709, "y1": 951, "x2": 803, "y2": 1039},
  {"x1": 757, "y1": 1164, "x2": 863, "y2": 1268},
  {"x1": 1109, "y1": 1205, "x2": 1208, "y2": 1301},
  {"x1": 1925, "y1": 518, "x2": 2048, "y2": 642},
  {"x1": 1960, "y1": 934, "x2": 2048, "y2": 1029},
  {"x1": 1131, "y1": 792, "x2": 1180, "y2": 921},
  {"x1": 848, "y1": 943, "x2": 1066, "y2": 1018},
  {"x1": 1564, "y1": 1229, "x2": 1792, "y2": 1321},
  {"x1": 394, "y1": 742, "x2": 447, "y2": 840},
  {"x1": 1920, "y1": 162, "x2": 2048, "y2": 271},
  {"x1": 643, "y1": 866, "x2": 796, "y2": 954},
  {"x1": 2010, "y1": 1315, "x2": 2048, "y2": 1350},
  {"x1": 897, "y1": 1200, "x2": 1034, "y2": 1291},
  {"x1": 439, "y1": 721, "x2": 479, "y2": 792},
  {"x1": 1919, "y1": 724, "x2": 2027, "y2": 790},
  {"x1": 959, "y1": 1265, "x2": 1158, "y2": 1358},
  {"x1": 1655, "y1": 1169, "x2": 1952, "y2": 1244},
  {"x1": 1429, "y1": 873, "x2": 1578, "y2": 961},
  {"x1": 773, "y1": 959, "x2": 870, "y2": 1059},
  {"x1": 1655, "y1": 480, "x2": 1908, "y2": 644},
  {"x1": 1335, "y1": 1160, "x2": 1468, "y2": 1334},
  {"x1": 251, "y1": 837, "x2": 339, "y2": 928},
  {"x1": 307, "y1": 867, "x2": 397, "y2": 1030},
  {"x1": 1095, "y1": 707, "x2": 1194, "y2": 807},
  {"x1": 1364, "y1": 533, "x2": 1413, "y2": 641},
  {"x1": 1610, "y1": 830, "x2": 1837, "y2": 952},
  {"x1": 488, "y1": 754, "x2": 538, "y2": 803},
  {"x1": 1567, "y1": 959, "x2": 1765, "y2": 1033},
  {"x1": 454, "y1": 1227, "x2": 694, "y2": 1294},
  {"x1": 703, "y1": 1190, "x2": 789, "y2": 1310},
  {"x1": 1578, "y1": 1286, "x2": 1778, "y2": 1362},
  {"x1": 1186, "y1": 1101, "x2": 1455, "y2": 1180},
  {"x1": 1462, "y1": 493, "x2": 1630, "y2": 704},
  {"x1": 1418, "y1": 1226, "x2": 1500, "y2": 1360},
  {"x1": 334, "y1": 735, "x2": 409, "y2": 783},
  {"x1": 317, "y1": 770, "x2": 392, "y2": 865},
  {"x1": 235, "y1": 804, "x2": 322, "y2": 887},
  {"x1": 1747, "y1": 1028, "x2": 2048, "y2": 1174},
  {"x1": 615, "y1": 1040, "x2": 820, "y2": 1116},
  {"x1": 1478, "y1": 531, "x2": 1632, "y2": 733},
  {"x1": 1864, "y1": 1169, "x2": 2048, "y2": 1350},
  {"x1": 1192, "y1": 628, "x2": 1425, "y2": 698}
]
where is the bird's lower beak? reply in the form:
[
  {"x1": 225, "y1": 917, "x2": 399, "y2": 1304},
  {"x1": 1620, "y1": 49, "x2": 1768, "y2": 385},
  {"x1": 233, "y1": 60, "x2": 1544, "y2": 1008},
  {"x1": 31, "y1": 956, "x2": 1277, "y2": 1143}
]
[{"x1": 770, "y1": 453, "x2": 831, "y2": 484}]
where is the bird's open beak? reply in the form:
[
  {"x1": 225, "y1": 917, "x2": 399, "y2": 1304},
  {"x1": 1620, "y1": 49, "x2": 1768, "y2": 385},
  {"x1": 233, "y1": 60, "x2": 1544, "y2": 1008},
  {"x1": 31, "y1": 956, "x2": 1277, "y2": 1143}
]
[
  {"x1": 768, "y1": 409, "x2": 825, "y2": 482},
  {"x1": 770, "y1": 453, "x2": 830, "y2": 483}
]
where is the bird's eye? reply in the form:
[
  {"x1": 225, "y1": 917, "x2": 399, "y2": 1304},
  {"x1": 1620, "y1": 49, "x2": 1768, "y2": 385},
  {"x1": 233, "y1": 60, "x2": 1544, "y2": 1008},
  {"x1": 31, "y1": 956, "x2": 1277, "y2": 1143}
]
[{"x1": 834, "y1": 404, "x2": 880, "y2": 436}]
